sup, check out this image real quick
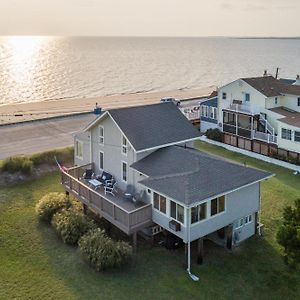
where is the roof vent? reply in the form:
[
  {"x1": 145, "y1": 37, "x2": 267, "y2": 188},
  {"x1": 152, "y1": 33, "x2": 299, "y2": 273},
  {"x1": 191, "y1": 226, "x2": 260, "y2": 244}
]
[{"x1": 293, "y1": 74, "x2": 300, "y2": 86}]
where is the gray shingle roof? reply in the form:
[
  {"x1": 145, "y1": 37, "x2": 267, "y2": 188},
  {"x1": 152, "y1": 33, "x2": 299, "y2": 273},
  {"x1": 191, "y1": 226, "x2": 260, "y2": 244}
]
[
  {"x1": 242, "y1": 76, "x2": 300, "y2": 97},
  {"x1": 131, "y1": 146, "x2": 271, "y2": 206},
  {"x1": 109, "y1": 103, "x2": 200, "y2": 151}
]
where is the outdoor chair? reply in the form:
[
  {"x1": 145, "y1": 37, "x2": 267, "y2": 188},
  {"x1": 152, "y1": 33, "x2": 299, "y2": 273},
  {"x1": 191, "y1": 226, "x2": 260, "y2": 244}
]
[
  {"x1": 124, "y1": 184, "x2": 136, "y2": 201},
  {"x1": 82, "y1": 169, "x2": 94, "y2": 180},
  {"x1": 96, "y1": 171, "x2": 113, "y2": 186},
  {"x1": 104, "y1": 179, "x2": 117, "y2": 196}
]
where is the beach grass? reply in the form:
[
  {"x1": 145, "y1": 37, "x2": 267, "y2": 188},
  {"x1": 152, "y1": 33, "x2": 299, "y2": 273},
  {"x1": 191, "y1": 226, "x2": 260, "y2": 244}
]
[{"x1": 0, "y1": 141, "x2": 300, "y2": 299}]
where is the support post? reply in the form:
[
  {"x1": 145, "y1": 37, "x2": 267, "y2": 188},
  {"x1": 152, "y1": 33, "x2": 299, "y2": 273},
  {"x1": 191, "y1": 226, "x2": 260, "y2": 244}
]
[
  {"x1": 235, "y1": 113, "x2": 238, "y2": 136},
  {"x1": 255, "y1": 212, "x2": 259, "y2": 235},
  {"x1": 83, "y1": 203, "x2": 87, "y2": 215},
  {"x1": 132, "y1": 232, "x2": 137, "y2": 254},
  {"x1": 197, "y1": 238, "x2": 204, "y2": 264},
  {"x1": 226, "y1": 225, "x2": 233, "y2": 250}
]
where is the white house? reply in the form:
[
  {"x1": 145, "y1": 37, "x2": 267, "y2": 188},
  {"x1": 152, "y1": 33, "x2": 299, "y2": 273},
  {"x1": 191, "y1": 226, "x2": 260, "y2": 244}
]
[
  {"x1": 61, "y1": 102, "x2": 271, "y2": 273},
  {"x1": 218, "y1": 74, "x2": 300, "y2": 157}
]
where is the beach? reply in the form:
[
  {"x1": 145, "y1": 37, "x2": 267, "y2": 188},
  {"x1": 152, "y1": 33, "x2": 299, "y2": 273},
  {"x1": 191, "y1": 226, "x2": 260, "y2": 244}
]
[{"x1": 0, "y1": 86, "x2": 213, "y2": 125}]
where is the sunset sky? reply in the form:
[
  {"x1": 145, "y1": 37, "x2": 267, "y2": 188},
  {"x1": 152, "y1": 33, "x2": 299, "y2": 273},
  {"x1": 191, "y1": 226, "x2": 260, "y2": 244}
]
[{"x1": 0, "y1": 0, "x2": 299, "y2": 37}]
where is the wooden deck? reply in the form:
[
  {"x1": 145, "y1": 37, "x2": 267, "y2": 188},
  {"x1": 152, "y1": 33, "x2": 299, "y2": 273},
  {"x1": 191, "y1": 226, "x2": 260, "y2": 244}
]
[{"x1": 61, "y1": 164, "x2": 152, "y2": 235}]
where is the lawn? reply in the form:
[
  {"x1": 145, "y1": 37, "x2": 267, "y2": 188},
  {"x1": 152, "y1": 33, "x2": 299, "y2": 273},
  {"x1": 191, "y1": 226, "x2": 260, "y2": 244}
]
[{"x1": 0, "y1": 141, "x2": 300, "y2": 300}]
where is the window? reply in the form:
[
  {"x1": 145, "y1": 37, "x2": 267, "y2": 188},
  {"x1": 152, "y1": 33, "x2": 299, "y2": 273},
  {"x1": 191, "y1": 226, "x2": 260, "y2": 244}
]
[
  {"x1": 298, "y1": 97, "x2": 300, "y2": 107},
  {"x1": 245, "y1": 93, "x2": 250, "y2": 102},
  {"x1": 170, "y1": 201, "x2": 185, "y2": 224},
  {"x1": 122, "y1": 162, "x2": 127, "y2": 182},
  {"x1": 281, "y1": 128, "x2": 292, "y2": 140},
  {"x1": 295, "y1": 131, "x2": 300, "y2": 142},
  {"x1": 210, "y1": 196, "x2": 225, "y2": 216},
  {"x1": 99, "y1": 126, "x2": 104, "y2": 144},
  {"x1": 213, "y1": 107, "x2": 217, "y2": 120},
  {"x1": 99, "y1": 151, "x2": 104, "y2": 170},
  {"x1": 237, "y1": 214, "x2": 252, "y2": 228},
  {"x1": 191, "y1": 202, "x2": 207, "y2": 224},
  {"x1": 75, "y1": 141, "x2": 83, "y2": 159},
  {"x1": 122, "y1": 135, "x2": 127, "y2": 155},
  {"x1": 244, "y1": 214, "x2": 252, "y2": 224},
  {"x1": 201, "y1": 105, "x2": 205, "y2": 117},
  {"x1": 222, "y1": 92, "x2": 227, "y2": 100},
  {"x1": 210, "y1": 107, "x2": 216, "y2": 119},
  {"x1": 153, "y1": 192, "x2": 166, "y2": 214},
  {"x1": 275, "y1": 97, "x2": 278, "y2": 105}
]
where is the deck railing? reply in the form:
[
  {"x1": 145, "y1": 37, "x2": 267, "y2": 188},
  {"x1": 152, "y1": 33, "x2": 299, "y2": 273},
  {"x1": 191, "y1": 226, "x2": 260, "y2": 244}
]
[
  {"x1": 61, "y1": 168, "x2": 152, "y2": 234},
  {"x1": 227, "y1": 103, "x2": 260, "y2": 115}
]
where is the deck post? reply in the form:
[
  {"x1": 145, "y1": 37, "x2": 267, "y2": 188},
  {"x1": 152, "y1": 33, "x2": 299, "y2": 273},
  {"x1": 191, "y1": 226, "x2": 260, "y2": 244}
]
[
  {"x1": 83, "y1": 203, "x2": 88, "y2": 215},
  {"x1": 132, "y1": 232, "x2": 137, "y2": 253},
  {"x1": 226, "y1": 225, "x2": 233, "y2": 250},
  {"x1": 197, "y1": 238, "x2": 204, "y2": 264}
]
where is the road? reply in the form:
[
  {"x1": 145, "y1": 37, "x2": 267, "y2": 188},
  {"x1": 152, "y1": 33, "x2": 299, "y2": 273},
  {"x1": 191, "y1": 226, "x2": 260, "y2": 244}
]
[{"x1": 0, "y1": 114, "x2": 96, "y2": 159}]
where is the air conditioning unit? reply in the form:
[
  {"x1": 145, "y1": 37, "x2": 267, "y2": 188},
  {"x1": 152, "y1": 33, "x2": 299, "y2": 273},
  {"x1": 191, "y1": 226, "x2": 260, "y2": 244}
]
[{"x1": 169, "y1": 220, "x2": 181, "y2": 232}]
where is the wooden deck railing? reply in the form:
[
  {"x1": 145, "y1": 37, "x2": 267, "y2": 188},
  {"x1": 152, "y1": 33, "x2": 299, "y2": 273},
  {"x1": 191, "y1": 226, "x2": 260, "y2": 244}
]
[{"x1": 61, "y1": 169, "x2": 152, "y2": 235}]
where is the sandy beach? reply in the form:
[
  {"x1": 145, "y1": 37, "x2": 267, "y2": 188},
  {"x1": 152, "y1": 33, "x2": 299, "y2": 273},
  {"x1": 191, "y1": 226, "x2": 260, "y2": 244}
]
[{"x1": 0, "y1": 86, "x2": 214, "y2": 125}]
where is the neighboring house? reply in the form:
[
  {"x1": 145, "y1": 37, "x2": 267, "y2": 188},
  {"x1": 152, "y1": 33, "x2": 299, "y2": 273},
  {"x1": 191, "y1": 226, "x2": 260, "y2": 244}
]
[
  {"x1": 178, "y1": 96, "x2": 206, "y2": 124},
  {"x1": 218, "y1": 74, "x2": 300, "y2": 158},
  {"x1": 61, "y1": 102, "x2": 271, "y2": 270},
  {"x1": 200, "y1": 90, "x2": 218, "y2": 132}
]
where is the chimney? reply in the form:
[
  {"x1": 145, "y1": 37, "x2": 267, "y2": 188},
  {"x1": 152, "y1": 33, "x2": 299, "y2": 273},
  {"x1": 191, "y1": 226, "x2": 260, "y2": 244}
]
[
  {"x1": 263, "y1": 70, "x2": 268, "y2": 77},
  {"x1": 293, "y1": 74, "x2": 300, "y2": 86}
]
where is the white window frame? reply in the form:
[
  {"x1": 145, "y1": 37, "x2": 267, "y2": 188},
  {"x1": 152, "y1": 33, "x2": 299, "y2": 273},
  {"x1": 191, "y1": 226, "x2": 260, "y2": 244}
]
[
  {"x1": 210, "y1": 196, "x2": 226, "y2": 217},
  {"x1": 99, "y1": 126, "x2": 104, "y2": 145},
  {"x1": 99, "y1": 151, "x2": 104, "y2": 170},
  {"x1": 75, "y1": 140, "x2": 83, "y2": 159},
  {"x1": 281, "y1": 128, "x2": 292, "y2": 140},
  {"x1": 121, "y1": 135, "x2": 128, "y2": 156},
  {"x1": 153, "y1": 192, "x2": 167, "y2": 214},
  {"x1": 121, "y1": 161, "x2": 127, "y2": 182},
  {"x1": 191, "y1": 202, "x2": 207, "y2": 224},
  {"x1": 170, "y1": 200, "x2": 185, "y2": 225}
]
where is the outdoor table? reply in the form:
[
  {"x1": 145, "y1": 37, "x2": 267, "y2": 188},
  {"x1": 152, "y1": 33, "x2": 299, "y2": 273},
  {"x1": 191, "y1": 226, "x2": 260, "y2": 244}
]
[{"x1": 89, "y1": 179, "x2": 102, "y2": 190}]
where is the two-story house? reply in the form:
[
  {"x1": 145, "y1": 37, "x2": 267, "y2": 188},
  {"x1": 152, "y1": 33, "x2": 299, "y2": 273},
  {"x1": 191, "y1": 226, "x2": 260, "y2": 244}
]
[
  {"x1": 218, "y1": 74, "x2": 300, "y2": 159},
  {"x1": 199, "y1": 90, "x2": 218, "y2": 132},
  {"x1": 61, "y1": 102, "x2": 271, "y2": 273}
]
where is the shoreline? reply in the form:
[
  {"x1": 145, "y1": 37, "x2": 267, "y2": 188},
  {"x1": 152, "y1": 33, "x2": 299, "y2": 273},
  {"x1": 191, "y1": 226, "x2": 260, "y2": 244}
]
[{"x1": 0, "y1": 86, "x2": 214, "y2": 125}]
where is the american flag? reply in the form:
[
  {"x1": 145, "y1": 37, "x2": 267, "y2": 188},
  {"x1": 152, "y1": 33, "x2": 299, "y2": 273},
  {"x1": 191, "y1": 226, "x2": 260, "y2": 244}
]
[{"x1": 54, "y1": 156, "x2": 68, "y2": 173}]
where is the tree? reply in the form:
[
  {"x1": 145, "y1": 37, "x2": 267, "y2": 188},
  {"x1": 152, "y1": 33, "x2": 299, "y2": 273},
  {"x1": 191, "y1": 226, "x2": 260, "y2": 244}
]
[{"x1": 276, "y1": 199, "x2": 300, "y2": 268}]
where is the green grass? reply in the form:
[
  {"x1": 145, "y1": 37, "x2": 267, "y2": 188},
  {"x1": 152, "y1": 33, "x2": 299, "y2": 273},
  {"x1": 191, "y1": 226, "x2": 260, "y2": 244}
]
[{"x1": 0, "y1": 141, "x2": 300, "y2": 299}]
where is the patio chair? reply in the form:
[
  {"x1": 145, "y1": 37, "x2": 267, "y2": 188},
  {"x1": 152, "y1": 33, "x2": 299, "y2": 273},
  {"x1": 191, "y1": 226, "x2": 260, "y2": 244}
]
[
  {"x1": 82, "y1": 169, "x2": 94, "y2": 180},
  {"x1": 96, "y1": 171, "x2": 113, "y2": 186},
  {"x1": 104, "y1": 179, "x2": 117, "y2": 196},
  {"x1": 124, "y1": 184, "x2": 135, "y2": 201}
]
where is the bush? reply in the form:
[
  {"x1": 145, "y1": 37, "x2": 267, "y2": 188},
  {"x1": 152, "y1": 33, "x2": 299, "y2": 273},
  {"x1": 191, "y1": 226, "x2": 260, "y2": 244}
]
[
  {"x1": 31, "y1": 148, "x2": 74, "y2": 167},
  {"x1": 1, "y1": 156, "x2": 33, "y2": 174},
  {"x1": 52, "y1": 209, "x2": 96, "y2": 245},
  {"x1": 206, "y1": 128, "x2": 222, "y2": 142},
  {"x1": 79, "y1": 228, "x2": 132, "y2": 271},
  {"x1": 276, "y1": 199, "x2": 300, "y2": 268},
  {"x1": 35, "y1": 192, "x2": 71, "y2": 222}
]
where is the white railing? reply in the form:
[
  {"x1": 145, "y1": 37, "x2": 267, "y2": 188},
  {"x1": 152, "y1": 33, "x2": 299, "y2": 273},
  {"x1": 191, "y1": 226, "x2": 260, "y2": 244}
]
[
  {"x1": 253, "y1": 131, "x2": 277, "y2": 144},
  {"x1": 227, "y1": 103, "x2": 260, "y2": 115},
  {"x1": 259, "y1": 113, "x2": 275, "y2": 136},
  {"x1": 179, "y1": 107, "x2": 200, "y2": 121}
]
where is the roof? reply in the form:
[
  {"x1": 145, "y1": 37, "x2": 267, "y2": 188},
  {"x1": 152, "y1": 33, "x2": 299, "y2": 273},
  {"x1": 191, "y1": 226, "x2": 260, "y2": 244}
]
[
  {"x1": 108, "y1": 103, "x2": 200, "y2": 152},
  {"x1": 242, "y1": 76, "x2": 300, "y2": 97},
  {"x1": 131, "y1": 146, "x2": 271, "y2": 206},
  {"x1": 269, "y1": 107, "x2": 300, "y2": 128},
  {"x1": 208, "y1": 90, "x2": 218, "y2": 99},
  {"x1": 279, "y1": 78, "x2": 296, "y2": 85}
]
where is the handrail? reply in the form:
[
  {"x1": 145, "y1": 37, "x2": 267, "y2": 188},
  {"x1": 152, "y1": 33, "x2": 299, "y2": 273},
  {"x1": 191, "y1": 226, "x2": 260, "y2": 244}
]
[{"x1": 67, "y1": 163, "x2": 93, "y2": 172}]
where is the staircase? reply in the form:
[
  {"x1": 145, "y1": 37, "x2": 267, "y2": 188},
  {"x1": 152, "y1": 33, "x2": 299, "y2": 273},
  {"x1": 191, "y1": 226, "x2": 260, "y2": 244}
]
[{"x1": 253, "y1": 114, "x2": 277, "y2": 144}]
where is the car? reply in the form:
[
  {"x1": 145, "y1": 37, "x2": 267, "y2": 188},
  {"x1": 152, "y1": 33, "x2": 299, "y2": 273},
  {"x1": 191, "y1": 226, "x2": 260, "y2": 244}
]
[{"x1": 160, "y1": 97, "x2": 180, "y2": 106}]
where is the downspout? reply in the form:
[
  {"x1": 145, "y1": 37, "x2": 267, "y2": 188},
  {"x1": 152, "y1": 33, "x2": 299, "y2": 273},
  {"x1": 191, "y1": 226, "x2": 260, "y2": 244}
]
[{"x1": 186, "y1": 207, "x2": 199, "y2": 281}]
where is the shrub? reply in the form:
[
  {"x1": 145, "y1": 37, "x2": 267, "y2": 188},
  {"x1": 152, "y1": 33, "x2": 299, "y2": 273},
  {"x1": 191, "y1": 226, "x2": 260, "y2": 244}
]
[
  {"x1": 31, "y1": 148, "x2": 74, "y2": 167},
  {"x1": 206, "y1": 128, "x2": 222, "y2": 142},
  {"x1": 35, "y1": 192, "x2": 71, "y2": 222},
  {"x1": 1, "y1": 156, "x2": 33, "y2": 174},
  {"x1": 52, "y1": 209, "x2": 96, "y2": 245},
  {"x1": 78, "y1": 228, "x2": 132, "y2": 271},
  {"x1": 276, "y1": 199, "x2": 300, "y2": 268}
]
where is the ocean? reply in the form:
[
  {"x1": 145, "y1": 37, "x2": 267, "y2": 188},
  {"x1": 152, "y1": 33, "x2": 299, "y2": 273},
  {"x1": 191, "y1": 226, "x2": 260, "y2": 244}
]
[{"x1": 0, "y1": 36, "x2": 300, "y2": 105}]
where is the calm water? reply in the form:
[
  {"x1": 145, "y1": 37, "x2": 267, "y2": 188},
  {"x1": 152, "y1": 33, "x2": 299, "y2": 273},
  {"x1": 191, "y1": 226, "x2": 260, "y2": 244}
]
[{"x1": 0, "y1": 36, "x2": 300, "y2": 105}]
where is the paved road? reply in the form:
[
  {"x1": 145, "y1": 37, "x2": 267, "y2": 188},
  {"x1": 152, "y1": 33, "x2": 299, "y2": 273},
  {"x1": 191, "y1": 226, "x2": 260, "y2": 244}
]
[{"x1": 0, "y1": 114, "x2": 96, "y2": 159}]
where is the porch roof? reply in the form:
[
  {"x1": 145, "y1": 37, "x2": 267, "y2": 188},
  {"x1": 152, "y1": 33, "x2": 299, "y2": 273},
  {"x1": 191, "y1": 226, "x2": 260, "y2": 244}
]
[
  {"x1": 269, "y1": 107, "x2": 300, "y2": 128},
  {"x1": 131, "y1": 146, "x2": 272, "y2": 206}
]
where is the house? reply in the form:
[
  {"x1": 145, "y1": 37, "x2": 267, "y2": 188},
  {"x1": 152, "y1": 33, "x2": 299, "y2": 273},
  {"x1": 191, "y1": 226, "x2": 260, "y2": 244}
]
[
  {"x1": 61, "y1": 102, "x2": 271, "y2": 272},
  {"x1": 199, "y1": 90, "x2": 218, "y2": 132},
  {"x1": 218, "y1": 74, "x2": 300, "y2": 159},
  {"x1": 178, "y1": 96, "x2": 206, "y2": 124}
]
